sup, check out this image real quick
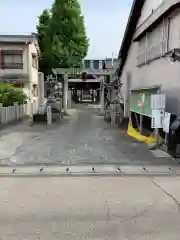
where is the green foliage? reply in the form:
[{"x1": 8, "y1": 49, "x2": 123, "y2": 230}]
[
  {"x1": 37, "y1": 0, "x2": 89, "y2": 74},
  {"x1": 0, "y1": 84, "x2": 27, "y2": 107},
  {"x1": 36, "y1": 9, "x2": 51, "y2": 54},
  {"x1": 37, "y1": 9, "x2": 52, "y2": 75}
]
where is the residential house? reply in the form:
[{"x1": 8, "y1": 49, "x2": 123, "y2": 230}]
[
  {"x1": 0, "y1": 34, "x2": 39, "y2": 101},
  {"x1": 118, "y1": 0, "x2": 180, "y2": 124}
]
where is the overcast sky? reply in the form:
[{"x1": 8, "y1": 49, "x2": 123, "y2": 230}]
[{"x1": 0, "y1": 0, "x2": 132, "y2": 59}]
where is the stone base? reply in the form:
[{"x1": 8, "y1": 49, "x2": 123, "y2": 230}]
[
  {"x1": 33, "y1": 113, "x2": 61, "y2": 123},
  {"x1": 33, "y1": 114, "x2": 47, "y2": 123}
]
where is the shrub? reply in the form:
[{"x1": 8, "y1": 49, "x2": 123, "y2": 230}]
[{"x1": 0, "y1": 84, "x2": 28, "y2": 107}]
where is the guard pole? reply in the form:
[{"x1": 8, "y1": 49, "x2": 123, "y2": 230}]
[
  {"x1": 155, "y1": 128, "x2": 159, "y2": 147},
  {"x1": 140, "y1": 114, "x2": 143, "y2": 134}
]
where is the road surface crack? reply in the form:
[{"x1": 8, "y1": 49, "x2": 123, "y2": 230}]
[{"x1": 152, "y1": 179, "x2": 180, "y2": 208}]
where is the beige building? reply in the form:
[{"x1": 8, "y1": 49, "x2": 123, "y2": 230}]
[{"x1": 0, "y1": 34, "x2": 39, "y2": 101}]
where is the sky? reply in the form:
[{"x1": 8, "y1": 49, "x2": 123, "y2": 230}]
[{"x1": 0, "y1": 0, "x2": 133, "y2": 59}]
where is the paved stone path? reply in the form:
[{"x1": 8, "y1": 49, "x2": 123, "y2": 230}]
[{"x1": 0, "y1": 105, "x2": 176, "y2": 166}]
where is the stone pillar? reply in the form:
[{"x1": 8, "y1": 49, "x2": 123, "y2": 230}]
[
  {"x1": 47, "y1": 105, "x2": 52, "y2": 125},
  {"x1": 38, "y1": 72, "x2": 45, "y2": 108},
  {"x1": 100, "y1": 76, "x2": 104, "y2": 114},
  {"x1": 68, "y1": 90, "x2": 72, "y2": 109},
  {"x1": 63, "y1": 74, "x2": 68, "y2": 110}
]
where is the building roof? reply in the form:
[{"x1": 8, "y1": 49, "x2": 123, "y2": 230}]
[
  {"x1": 117, "y1": 0, "x2": 145, "y2": 77},
  {"x1": 0, "y1": 34, "x2": 37, "y2": 44}
]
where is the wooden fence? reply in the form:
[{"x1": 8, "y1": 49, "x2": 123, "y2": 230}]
[{"x1": 0, "y1": 100, "x2": 38, "y2": 125}]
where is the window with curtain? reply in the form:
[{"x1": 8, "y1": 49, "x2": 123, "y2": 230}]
[{"x1": 2, "y1": 50, "x2": 23, "y2": 69}]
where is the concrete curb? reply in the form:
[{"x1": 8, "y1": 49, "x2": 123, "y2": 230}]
[{"x1": 0, "y1": 165, "x2": 180, "y2": 176}]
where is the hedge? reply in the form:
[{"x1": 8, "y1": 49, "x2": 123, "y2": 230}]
[{"x1": 0, "y1": 84, "x2": 28, "y2": 107}]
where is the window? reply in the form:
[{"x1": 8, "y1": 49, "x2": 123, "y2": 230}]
[
  {"x1": 2, "y1": 50, "x2": 23, "y2": 69},
  {"x1": 137, "y1": 19, "x2": 169, "y2": 66},
  {"x1": 32, "y1": 54, "x2": 38, "y2": 69}
]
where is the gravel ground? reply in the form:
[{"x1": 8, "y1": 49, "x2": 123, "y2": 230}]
[{"x1": 0, "y1": 104, "x2": 176, "y2": 166}]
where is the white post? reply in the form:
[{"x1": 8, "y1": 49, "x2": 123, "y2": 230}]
[
  {"x1": 93, "y1": 90, "x2": 96, "y2": 103},
  {"x1": 63, "y1": 74, "x2": 68, "y2": 111},
  {"x1": 47, "y1": 105, "x2": 52, "y2": 125},
  {"x1": 100, "y1": 76, "x2": 104, "y2": 114},
  {"x1": 14, "y1": 102, "x2": 19, "y2": 120}
]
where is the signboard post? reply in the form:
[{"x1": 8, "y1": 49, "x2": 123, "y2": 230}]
[
  {"x1": 162, "y1": 112, "x2": 171, "y2": 133},
  {"x1": 151, "y1": 94, "x2": 166, "y2": 147},
  {"x1": 151, "y1": 109, "x2": 164, "y2": 129},
  {"x1": 138, "y1": 93, "x2": 146, "y2": 134},
  {"x1": 162, "y1": 112, "x2": 171, "y2": 150}
]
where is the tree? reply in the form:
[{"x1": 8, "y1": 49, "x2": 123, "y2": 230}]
[
  {"x1": 37, "y1": 9, "x2": 52, "y2": 75},
  {"x1": 37, "y1": 0, "x2": 89, "y2": 74}
]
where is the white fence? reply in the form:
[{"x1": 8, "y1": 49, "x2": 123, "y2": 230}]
[{"x1": 0, "y1": 100, "x2": 38, "y2": 125}]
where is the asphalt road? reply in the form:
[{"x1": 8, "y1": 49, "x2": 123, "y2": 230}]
[
  {"x1": 1, "y1": 176, "x2": 180, "y2": 239},
  {"x1": 0, "y1": 104, "x2": 176, "y2": 166}
]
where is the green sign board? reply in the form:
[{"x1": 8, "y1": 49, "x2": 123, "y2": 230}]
[{"x1": 130, "y1": 87, "x2": 160, "y2": 117}]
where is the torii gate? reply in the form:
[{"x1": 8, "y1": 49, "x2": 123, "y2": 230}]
[{"x1": 52, "y1": 67, "x2": 117, "y2": 114}]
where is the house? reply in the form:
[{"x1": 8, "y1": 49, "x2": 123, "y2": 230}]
[
  {"x1": 118, "y1": 0, "x2": 180, "y2": 133},
  {"x1": 0, "y1": 34, "x2": 39, "y2": 101}
]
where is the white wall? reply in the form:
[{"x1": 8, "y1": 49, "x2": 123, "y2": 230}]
[
  {"x1": 27, "y1": 42, "x2": 39, "y2": 101},
  {"x1": 120, "y1": 41, "x2": 139, "y2": 98},
  {"x1": 28, "y1": 42, "x2": 38, "y2": 85},
  {"x1": 23, "y1": 83, "x2": 31, "y2": 100},
  {"x1": 169, "y1": 10, "x2": 180, "y2": 49},
  {"x1": 137, "y1": 0, "x2": 164, "y2": 27}
]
